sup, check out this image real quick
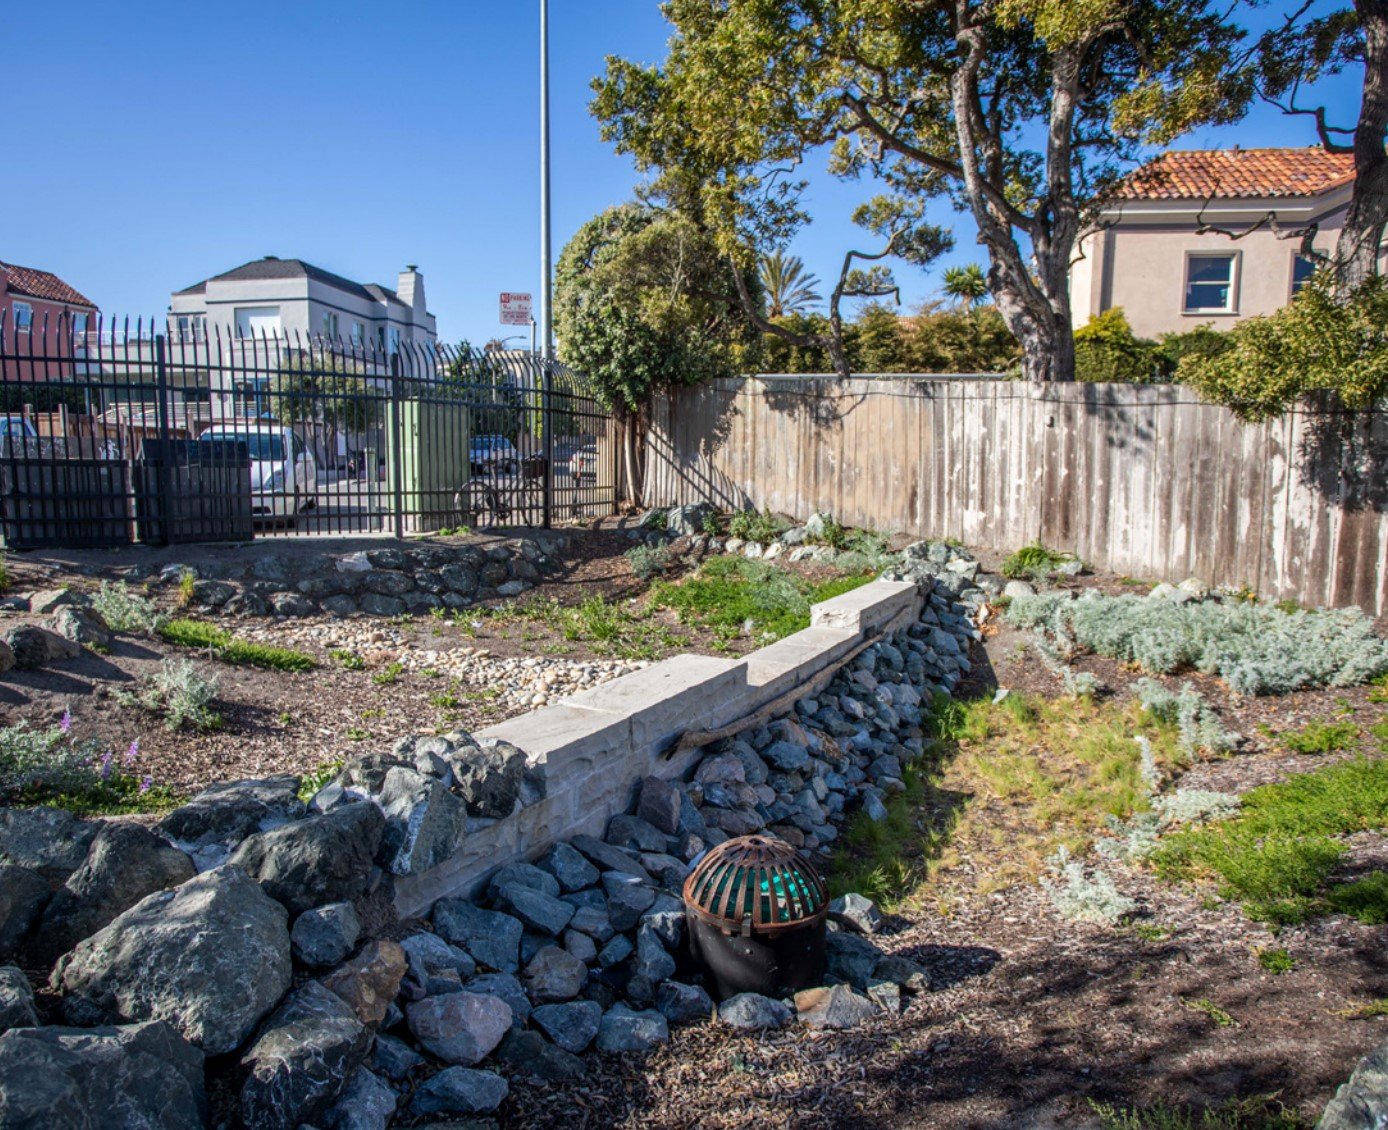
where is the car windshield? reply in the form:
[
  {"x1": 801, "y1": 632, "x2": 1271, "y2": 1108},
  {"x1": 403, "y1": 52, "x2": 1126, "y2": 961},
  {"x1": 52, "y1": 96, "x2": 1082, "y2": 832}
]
[{"x1": 203, "y1": 432, "x2": 285, "y2": 462}]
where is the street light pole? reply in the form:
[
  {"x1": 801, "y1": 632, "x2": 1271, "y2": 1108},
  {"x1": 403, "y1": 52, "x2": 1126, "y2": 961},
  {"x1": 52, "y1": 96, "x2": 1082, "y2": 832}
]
[{"x1": 539, "y1": 0, "x2": 554, "y2": 528}]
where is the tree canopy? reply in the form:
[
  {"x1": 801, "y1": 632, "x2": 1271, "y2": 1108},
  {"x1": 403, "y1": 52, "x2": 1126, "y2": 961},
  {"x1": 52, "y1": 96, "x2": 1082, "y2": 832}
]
[{"x1": 592, "y1": 0, "x2": 1249, "y2": 382}]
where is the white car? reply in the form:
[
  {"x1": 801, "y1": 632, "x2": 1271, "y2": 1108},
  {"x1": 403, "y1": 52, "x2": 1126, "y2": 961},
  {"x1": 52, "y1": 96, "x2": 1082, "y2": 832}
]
[
  {"x1": 469, "y1": 435, "x2": 519, "y2": 476},
  {"x1": 200, "y1": 425, "x2": 318, "y2": 520},
  {"x1": 568, "y1": 446, "x2": 599, "y2": 484}
]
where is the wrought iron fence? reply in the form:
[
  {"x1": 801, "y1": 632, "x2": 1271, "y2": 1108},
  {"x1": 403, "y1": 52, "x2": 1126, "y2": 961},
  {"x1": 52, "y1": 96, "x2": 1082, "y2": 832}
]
[{"x1": 0, "y1": 311, "x2": 617, "y2": 548}]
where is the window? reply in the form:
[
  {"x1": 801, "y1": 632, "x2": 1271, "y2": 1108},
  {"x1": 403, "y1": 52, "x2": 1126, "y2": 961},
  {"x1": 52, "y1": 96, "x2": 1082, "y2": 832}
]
[
  {"x1": 12, "y1": 302, "x2": 32, "y2": 330},
  {"x1": 1291, "y1": 253, "x2": 1319, "y2": 297},
  {"x1": 72, "y1": 312, "x2": 88, "y2": 336},
  {"x1": 175, "y1": 314, "x2": 206, "y2": 342},
  {"x1": 1183, "y1": 253, "x2": 1238, "y2": 313},
  {"x1": 350, "y1": 321, "x2": 364, "y2": 347},
  {"x1": 234, "y1": 306, "x2": 282, "y2": 339},
  {"x1": 387, "y1": 327, "x2": 401, "y2": 354},
  {"x1": 321, "y1": 310, "x2": 339, "y2": 339}
]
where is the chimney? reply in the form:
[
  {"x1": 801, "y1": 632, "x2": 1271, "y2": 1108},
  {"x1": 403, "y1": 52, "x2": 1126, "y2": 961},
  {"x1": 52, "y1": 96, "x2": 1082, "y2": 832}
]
[{"x1": 397, "y1": 265, "x2": 425, "y2": 315}]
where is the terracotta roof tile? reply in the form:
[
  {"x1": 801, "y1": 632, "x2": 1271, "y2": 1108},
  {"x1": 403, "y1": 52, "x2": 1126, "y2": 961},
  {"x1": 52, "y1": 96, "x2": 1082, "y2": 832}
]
[
  {"x1": 1113, "y1": 148, "x2": 1355, "y2": 201},
  {"x1": 0, "y1": 261, "x2": 97, "y2": 309}
]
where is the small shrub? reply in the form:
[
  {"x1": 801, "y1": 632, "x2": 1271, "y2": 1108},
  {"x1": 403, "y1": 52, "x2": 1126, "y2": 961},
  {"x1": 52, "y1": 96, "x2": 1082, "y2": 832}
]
[
  {"x1": 157, "y1": 619, "x2": 315, "y2": 672},
  {"x1": 816, "y1": 514, "x2": 850, "y2": 550},
  {"x1": 91, "y1": 581, "x2": 167, "y2": 634},
  {"x1": 175, "y1": 570, "x2": 197, "y2": 609},
  {"x1": 1256, "y1": 947, "x2": 1295, "y2": 974},
  {"x1": 727, "y1": 507, "x2": 783, "y2": 544},
  {"x1": 700, "y1": 511, "x2": 721, "y2": 536},
  {"x1": 1001, "y1": 541, "x2": 1076, "y2": 580},
  {"x1": 116, "y1": 658, "x2": 222, "y2": 731},
  {"x1": 296, "y1": 761, "x2": 343, "y2": 803},
  {"x1": 330, "y1": 649, "x2": 365, "y2": 671},
  {"x1": 1280, "y1": 720, "x2": 1358, "y2": 754},
  {"x1": 1089, "y1": 1094, "x2": 1304, "y2": 1129},
  {"x1": 1074, "y1": 308, "x2": 1167, "y2": 384},
  {"x1": 1326, "y1": 872, "x2": 1388, "y2": 925},
  {"x1": 372, "y1": 662, "x2": 404, "y2": 686},
  {"x1": 625, "y1": 543, "x2": 672, "y2": 582},
  {"x1": 0, "y1": 720, "x2": 174, "y2": 814},
  {"x1": 0, "y1": 555, "x2": 10, "y2": 594},
  {"x1": 1044, "y1": 847, "x2": 1137, "y2": 924},
  {"x1": 1134, "y1": 679, "x2": 1240, "y2": 756}
]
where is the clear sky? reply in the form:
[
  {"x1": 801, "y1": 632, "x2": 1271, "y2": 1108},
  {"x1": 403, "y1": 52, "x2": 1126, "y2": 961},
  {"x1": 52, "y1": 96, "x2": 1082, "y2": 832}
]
[{"x1": 3, "y1": 1, "x2": 1357, "y2": 345}]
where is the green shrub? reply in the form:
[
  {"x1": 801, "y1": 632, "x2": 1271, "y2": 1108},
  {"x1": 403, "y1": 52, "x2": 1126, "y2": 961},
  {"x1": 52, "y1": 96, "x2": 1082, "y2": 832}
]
[
  {"x1": 1158, "y1": 324, "x2": 1234, "y2": 371},
  {"x1": 727, "y1": 508, "x2": 784, "y2": 544},
  {"x1": 1074, "y1": 309, "x2": 1166, "y2": 384},
  {"x1": 0, "y1": 555, "x2": 9, "y2": 594},
  {"x1": 91, "y1": 581, "x2": 167, "y2": 634},
  {"x1": 1133, "y1": 679, "x2": 1240, "y2": 756},
  {"x1": 625, "y1": 543, "x2": 672, "y2": 581},
  {"x1": 1001, "y1": 541, "x2": 1075, "y2": 580},
  {"x1": 1280, "y1": 720, "x2": 1358, "y2": 754},
  {"x1": 1007, "y1": 593, "x2": 1388, "y2": 696},
  {"x1": 0, "y1": 719, "x2": 176, "y2": 813},
  {"x1": 157, "y1": 618, "x2": 315, "y2": 672},
  {"x1": 1256, "y1": 947, "x2": 1295, "y2": 974},
  {"x1": 297, "y1": 761, "x2": 344, "y2": 803},
  {"x1": 372, "y1": 661, "x2": 404, "y2": 686},
  {"x1": 1327, "y1": 872, "x2": 1388, "y2": 925},
  {"x1": 115, "y1": 658, "x2": 222, "y2": 731}
]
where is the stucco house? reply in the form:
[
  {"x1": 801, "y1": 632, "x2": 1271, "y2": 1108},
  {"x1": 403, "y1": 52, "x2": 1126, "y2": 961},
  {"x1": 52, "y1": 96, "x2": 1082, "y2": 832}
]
[
  {"x1": 1070, "y1": 147, "x2": 1358, "y2": 338},
  {"x1": 0, "y1": 260, "x2": 98, "y2": 381},
  {"x1": 168, "y1": 257, "x2": 437, "y2": 354}
]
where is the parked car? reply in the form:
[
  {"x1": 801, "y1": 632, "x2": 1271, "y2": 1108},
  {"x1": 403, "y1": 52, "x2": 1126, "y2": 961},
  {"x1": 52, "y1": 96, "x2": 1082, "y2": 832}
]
[
  {"x1": 199, "y1": 424, "x2": 318, "y2": 520},
  {"x1": 469, "y1": 435, "x2": 519, "y2": 476},
  {"x1": 568, "y1": 445, "x2": 599, "y2": 485}
]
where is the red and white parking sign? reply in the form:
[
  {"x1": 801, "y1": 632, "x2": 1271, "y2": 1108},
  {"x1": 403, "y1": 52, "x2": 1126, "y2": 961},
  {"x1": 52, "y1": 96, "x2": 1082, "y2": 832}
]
[{"x1": 499, "y1": 292, "x2": 533, "y2": 326}]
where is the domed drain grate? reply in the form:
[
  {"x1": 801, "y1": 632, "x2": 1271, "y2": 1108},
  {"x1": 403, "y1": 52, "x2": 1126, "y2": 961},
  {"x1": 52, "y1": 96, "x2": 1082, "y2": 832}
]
[{"x1": 682, "y1": 833, "x2": 828, "y2": 937}]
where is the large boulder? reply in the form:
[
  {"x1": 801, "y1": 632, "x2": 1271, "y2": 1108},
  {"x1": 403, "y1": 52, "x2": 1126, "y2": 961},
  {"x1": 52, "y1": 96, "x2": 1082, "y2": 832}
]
[
  {"x1": 158, "y1": 775, "x2": 304, "y2": 849},
  {"x1": 0, "y1": 967, "x2": 38, "y2": 1032},
  {"x1": 451, "y1": 739, "x2": 528, "y2": 818},
  {"x1": 0, "y1": 1020, "x2": 206, "y2": 1129},
  {"x1": 494, "y1": 883, "x2": 574, "y2": 937},
  {"x1": 54, "y1": 865, "x2": 292, "y2": 1055},
  {"x1": 239, "y1": 981, "x2": 372, "y2": 1130},
  {"x1": 0, "y1": 864, "x2": 51, "y2": 962},
  {"x1": 50, "y1": 606, "x2": 112, "y2": 650},
  {"x1": 1319, "y1": 1038, "x2": 1388, "y2": 1130},
  {"x1": 228, "y1": 800, "x2": 384, "y2": 916},
  {"x1": 0, "y1": 806, "x2": 97, "y2": 884},
  {"x1": 376, "y1": 766, "x2": 467, "y2": 876},
  {"x1": 34, "y1": 823, "x2": 195, "y2": 966},
  {"x1": 405, "y1": 991, "x2": 512, "y2": 1065},
  {"x1": 4, "y1": 625, "x2": 80, "y2": 669},
  {"x1": 531, "y1": 1000, "x2": 602, "y2": 1054}
]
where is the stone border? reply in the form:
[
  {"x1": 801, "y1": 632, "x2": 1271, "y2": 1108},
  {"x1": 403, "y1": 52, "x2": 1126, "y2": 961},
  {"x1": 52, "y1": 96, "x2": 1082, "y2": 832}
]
[{"x1": 391, "y1": 578, "x2": 922, "y2": 918}]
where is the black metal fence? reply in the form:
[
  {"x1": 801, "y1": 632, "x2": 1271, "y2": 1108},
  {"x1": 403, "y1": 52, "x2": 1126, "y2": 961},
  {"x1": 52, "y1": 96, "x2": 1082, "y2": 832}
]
[{"x1": 0, "y1": 311, "x2": 617, "y2": 548}]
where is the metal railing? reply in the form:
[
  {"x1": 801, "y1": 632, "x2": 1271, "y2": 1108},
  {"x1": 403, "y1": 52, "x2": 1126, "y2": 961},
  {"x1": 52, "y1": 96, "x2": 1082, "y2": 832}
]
[{"x1": 0, "y1": 311, "x2": 617, "y2": 548}]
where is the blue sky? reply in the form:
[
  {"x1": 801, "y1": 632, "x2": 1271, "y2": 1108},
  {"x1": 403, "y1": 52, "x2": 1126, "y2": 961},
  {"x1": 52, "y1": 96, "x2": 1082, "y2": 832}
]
[{"x1": 3, "y1": 1, "x2": 1356, "y2": 344}]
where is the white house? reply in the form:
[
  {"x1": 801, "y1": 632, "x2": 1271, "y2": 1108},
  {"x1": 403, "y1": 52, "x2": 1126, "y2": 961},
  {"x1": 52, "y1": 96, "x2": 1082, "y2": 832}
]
[{"x1": 168, "y1": 257, "x2": 437, "y2": 353}]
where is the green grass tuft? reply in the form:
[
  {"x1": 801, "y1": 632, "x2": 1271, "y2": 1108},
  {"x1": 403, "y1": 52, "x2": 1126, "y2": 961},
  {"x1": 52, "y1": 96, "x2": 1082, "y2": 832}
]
[
  {"x1": 1089, "y1": 1094, "x2": 1306, "y2": 1129},
  {"x1": 1280, "y1": 720, "x2": 1358, "y2": 754},
  {"x1": 157, "y1": 618, "x2": 315, "y2": 671},
  {"x1": 1256, "y1": 947, "x2": 1295, "y2": 974},
  {"x1": 1326, "y1": 871, "x2": 1388, "y2": 925},
  {"x1": 1001, "y1": 540, "x2": 1075, "y2": 580}
]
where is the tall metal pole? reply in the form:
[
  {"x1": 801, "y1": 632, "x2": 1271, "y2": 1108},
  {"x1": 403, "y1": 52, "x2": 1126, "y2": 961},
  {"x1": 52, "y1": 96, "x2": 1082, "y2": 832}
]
[{"x1": 539, "y1": 0, "x2": 554, "y2": 528}]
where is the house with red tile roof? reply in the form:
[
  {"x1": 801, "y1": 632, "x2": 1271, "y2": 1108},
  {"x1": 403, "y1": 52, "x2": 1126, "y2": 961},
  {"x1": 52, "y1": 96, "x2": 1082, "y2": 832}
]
[
  {"x1": 0, "y1": 260, "x2": 98, "y2": 381},
  {"x1": 1070, "y1": 147, "x2": 1361, "y2": 338}
]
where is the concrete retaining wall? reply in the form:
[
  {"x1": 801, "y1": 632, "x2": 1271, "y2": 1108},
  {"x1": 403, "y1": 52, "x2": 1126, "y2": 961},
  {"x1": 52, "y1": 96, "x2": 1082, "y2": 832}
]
[{"x1": 391, "y1": 578, "x2": 921, "y2": 918}]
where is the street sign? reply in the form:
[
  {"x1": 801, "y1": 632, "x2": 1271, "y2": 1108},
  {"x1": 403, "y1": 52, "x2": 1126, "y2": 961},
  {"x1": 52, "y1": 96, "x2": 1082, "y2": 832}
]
[{"x1": 500, "y1": 292, "x2": 533, "y2": 326}]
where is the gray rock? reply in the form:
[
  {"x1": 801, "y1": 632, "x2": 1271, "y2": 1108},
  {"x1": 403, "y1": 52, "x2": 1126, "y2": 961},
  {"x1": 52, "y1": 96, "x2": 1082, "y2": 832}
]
[
  {"x1": 0, "y1": 1020, "x2": 206, "y2": 1128},
  {"x1": 566, "y1": 903, "x2": 615, "y2": 943},
  {"x1": 466, "y1": 972, "x2": 531, "y2": 1027},
  {"x1": 494, "y1": 883, "x2": 575, "y2": 937},
  {"x1": 531, "y1": 999, "x2": 602, "y2": 1053},
  {"x1": 664, "y1": 502, "x2": 713, "y2": 537},
  {"x1": 269, "y1": 591, "x2": 316, "y2": 618},
  {"x1": 433, "y1": 900, "x2": 523, "y2": 973},
  {"x1": 453, "y1": 740, "x2": 529, "y2": 818},
  {"x1": 866, "y1": 978, "x2": 902, "y2": 1013},
  {"x1": 1002, "y1": 580, "x2": 1036, "y2": 599},
  {"x1": 29, "y1": 587, "x2": 77, "y2": 614},
  {"x1": 158, "y1": 775, "x2": 304, "y2": 847},
  {"x1": 440, "y1": 563, "x2": 480, "y2": 594},
  {"x1": 54, "y1": 865, "x2": 292, "y2": 1055},
  {"x1": 538, "y1": 842, "x2": 600, "y2": 892},
  {"x1": 51, "y1": 605, "x2": 111, "y2": 649},
  {"x1": 656, "y1": 980, "x2": 714, "y2": 1026},
  {"x1": 606, "y1": 814, "x2": 667, "y2": 854},
  {"x1": 5, "y1": 624, "x2": 80, "y2": 668},
  {"x1": 828, "y1": 892, "x2": 883, "y2": 935},
  {"x1": 603, "y1": 872, "x2": 657, "y2": 932},
  {"x1": 376, "y1": 766, "x2": 468, "y2": 877},
  {"x1": 0, "y1": 967, "x2": 38, "y2": 1031},
  {"x1": 400, "y1": 931, "x2": 476, "y2": 998},
  {"x1": 0, "y1": 865, "x2": 50, "y2": 961},
  {"x1": 291, "y1": 901, "x2": 362, "y2": 968},
  {"x1": 763, "y1": 741, "x2": 810, "y2": 772},
  {"x1": 634, "y1": 926, "x2": 676, "y2": 986},
  {"x1": 861, "y1": 791, "x2": 890, "y2": 823},
  {"x1": 563, "y1": 928, "x2": 598, "y2": 964},
  {"x1": 321, "y1": 1066, "x2": 397, "y2": 1130},
  {"x1": 719, "y1": 992, "x2": 792, "y2": 1029},
  {"x1": 486, "y1": 861, "x2": 561, "y2": 901},
  {"x1": 406, "y1": 990, "x2": 512, "y2": 1065},
  {"x1": 358, "y1": 592, "x2": 405, "y2": 616},
  {"x1": 596, "y1": 1002, "x2": 669, "y2": 1052},
  {"x1": 192, "y1": 579, "x2": 237, "y2": 607},
  {"x1": 635, "y1": 776, "x2": 682, "y2": 835},
  {"x1": 410, "y1": 1067, "x2": 508, "y2": 1117},
  {"x1": 1318, "y1": 1038, "x2": 1388, "y2": 1130},
  {"x1": 872, "y1": 954, "x2": 931, "y2": 993},
  {"x1": 322, "y1": 595, "x2": 359, "y2": 617},
  {"x1": 228, "y1": 801, "x2": 384, "y2": 916},
  {"x1": 523, "y1": 944, "x2": 587, "y2": 1004},
  {"x1": 825, "y1": 930, "x2": 884, "y2": 991},
  {"x1": 371, "y1": 1032, "x2": 423, "y2": 1080},
  {"x1": 35, "y1": 823, "x2": 195, "y2": 966},
  {"x1": 794, "y1": 983, "x2": 879, "y2": 1029},
  {"x1": 0, "y1": 806, "x2": 97, "y2": 884},
  {"x1": 363, "y1": 570, "x2": 413, "y2": 596},
  {"x1": 239, "y1": 980, "x2": 371, "y2": 1130},
  {"x1": 495, "y1": 1027, "x2": 587, "y2": 1083},
  {"x1": 569, "y1": 834, "x2": 651, "y2": 879}
]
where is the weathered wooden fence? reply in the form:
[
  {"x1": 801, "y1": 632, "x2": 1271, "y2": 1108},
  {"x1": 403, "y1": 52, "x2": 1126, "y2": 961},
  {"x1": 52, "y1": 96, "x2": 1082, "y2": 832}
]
[{"x1": 645, "y1": 377, "x2": 1388, "y2": 617}]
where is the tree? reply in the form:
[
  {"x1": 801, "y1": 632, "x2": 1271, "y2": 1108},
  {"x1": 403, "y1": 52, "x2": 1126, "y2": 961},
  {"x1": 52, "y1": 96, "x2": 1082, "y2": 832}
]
[
  {"x1": 593, "y1": 0, "x2": 1248, "y2": 382},
  {"x1": 759, "y1": 251, "x2": 824, "y2": 317},
  {"x1": 942, "y1": 264, "x2": 990, "y2": 308},
  {"x1": 1255, "y1": 1, "x2": 1388, "y2": 290},
  {"x1": 554, "y1": 203, "x2": 760, "y2": 503},
  {"x1": 270, "y1": 348, "x2": 378, "y2": 468}
]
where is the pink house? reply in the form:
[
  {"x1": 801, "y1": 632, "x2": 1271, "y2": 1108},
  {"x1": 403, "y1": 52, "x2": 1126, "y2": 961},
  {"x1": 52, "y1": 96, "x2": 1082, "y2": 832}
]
[{"x1": 1, "y1": 260, "x2": 98, "y2": 381}]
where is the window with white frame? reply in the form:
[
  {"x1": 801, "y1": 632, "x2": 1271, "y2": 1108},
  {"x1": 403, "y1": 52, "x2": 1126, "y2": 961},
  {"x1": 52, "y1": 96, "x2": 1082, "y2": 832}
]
[
  {"x1": 350, "y1": 321, "x2": 364, "y2": 347},
  {"x1": 235, "y1": 306, "x2": 282, "y2": 339},
  {"x1": 1183, "y1": 253, "x2": 1238, "y2": 313},
  {"x1": 321, "y1": 310, "x2": 339, "y2": 339},
  {"x1": 1291, "y1": 253, "x2": 1319, "y2": 297},
  {"x1": 12, "y1": 302, "x2": 32, "y2": 330}
]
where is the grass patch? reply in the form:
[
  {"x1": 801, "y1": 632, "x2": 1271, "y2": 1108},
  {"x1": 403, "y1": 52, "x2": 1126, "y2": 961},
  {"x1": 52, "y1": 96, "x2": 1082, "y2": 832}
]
[
  {"x1": 651, "y1": 556, "x2": 876, "y2": 645},
  {"x1": 1001, "y1": 540, "x2": 1076, "y2": 580},
  {"x1": 1280, "y1": 720, "x2": 1358, "y2": 754},
  {"x1": 482, "y1": 594, "x2": 690, "y2": 661},
  {"x1": 157, "y1": 618, "x2": 315, "y2": 672},
  {"x1": 372, "y1": 661, "x2": 404, "y2": 686},
  {"x1": 1182, "y1": 996, "x2": 1237, "y2": 1028},
  {"x1": 1256, "y1": 947, "x2": 1295, "y2": 974},
  {"x1": 1152, "y1": 758, "x2": 1388, "y2": 924},
  {"x1": 1336, "y1": 998, "x2": 1388, "y2": 1020},
  {"x1": 1326, "y1": 871, "x2": 1388, "y2": 925},
  {"x1": 1089, "y1": 1094, "x2": 1305, "y2": 1129},
  {"x1": 1, "y1": 721, "x2": 180, "y2": 815}
]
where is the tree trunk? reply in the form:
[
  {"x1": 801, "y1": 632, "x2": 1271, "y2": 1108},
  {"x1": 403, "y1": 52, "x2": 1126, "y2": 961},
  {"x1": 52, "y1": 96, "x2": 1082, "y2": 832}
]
[{"x1": 1333, "y1": 0, "x2": 1388, "y2": 290}]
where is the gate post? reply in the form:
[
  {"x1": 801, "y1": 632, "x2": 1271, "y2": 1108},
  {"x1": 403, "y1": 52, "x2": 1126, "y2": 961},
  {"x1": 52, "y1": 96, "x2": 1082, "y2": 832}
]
[
  {"x1": 390, "y1": 351, "x2": 405, "y2": 540},
  {"x1": 541, "y1": 357, "x2": 553, "y2": 529},
  {"x1": 153, "y1": 332, "x2": 173, "y2": 546}
]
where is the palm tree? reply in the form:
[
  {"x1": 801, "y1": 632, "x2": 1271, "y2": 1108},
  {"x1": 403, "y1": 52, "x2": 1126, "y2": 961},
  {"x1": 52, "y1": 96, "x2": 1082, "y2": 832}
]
[
  {"x1": 942, "y1": 263, "x2": 989, "y2": 308},
  {"x1": 759, "y1": 251, "x2": 823, "y2": 318}
]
